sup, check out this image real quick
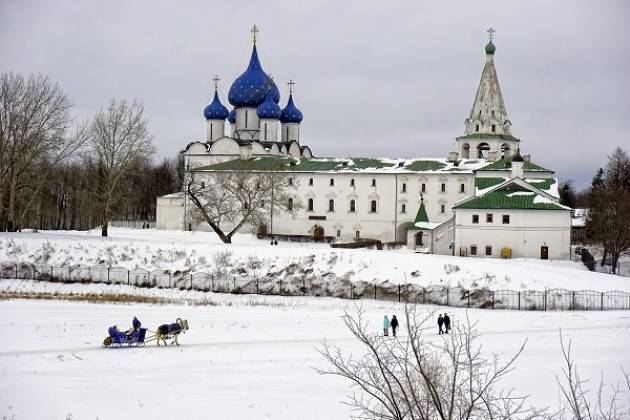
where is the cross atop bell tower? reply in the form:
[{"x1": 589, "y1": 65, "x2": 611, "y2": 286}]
[
  {"x1": 487, "y1": 27, "x2": 495, "y2": 41},
  {"x1": 251, "y1": 24, "x2": 259, "y2": 44},
  {"x1": 212, "y1": 75, "x2": 220, "y2": 91}
]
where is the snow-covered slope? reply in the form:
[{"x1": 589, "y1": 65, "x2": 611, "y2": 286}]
[
  {"x1": 1, "y1": 228, "x2": 628, "y2": 292},
  {"x1": 0, "y1": 297, "x2": 628, "y2": 420}
]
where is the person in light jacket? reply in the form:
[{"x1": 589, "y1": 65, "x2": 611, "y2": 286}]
[{"x1": 383, "y1": 315, "x2": 390, "y2": 336}]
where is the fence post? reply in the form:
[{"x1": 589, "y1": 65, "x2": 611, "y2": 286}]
[
  {"x1": 32, "y1": 265, "x2": 35, "y2": 281},
  {"x1": 600, "y1": 292, "x2": 604, "y2": 311},
  {"x1": 50, "y1": 265, "x2": 53, "y2": 281},
  {"x1": 544, "y1": 290, "x2": 547, "y2": 311},
  {"x1": 107, "y1": 267, "x2": 110, "y2": 284},
  {"x1": 168, "y1": 272, "x2": 172, "y2": 288},
  {"x1": 398, "y1": 284, "x2": 401, "y2": 303},
  {"x1": 303, "y1": 278, "x2": 306, "y2": 296},
  {"x1": 256, "y1": 276, "x2": 259, "y2": 294},
  {"x1": 128, "y1": 270, "x2": 131, "y2": 286},
  {"x1": 491, "y1": 291, "x2": 495, "y2": 309},
  {"x1": 467, "y1": 290, "x2": 470, "y2": 308},
  {"x1": 190, "y1": 274, "x2": 193, "y2": 290},
  {"x1": 211, "y1": 275, "x2": 214, "y2": 292},
  {"x1": 374, "y1": 283, "x2": 377, "y2": 300},
  {"x1": 572, "y1": 291, "x2": 576, "y2": 310},
  {"x1": 446, "y1": 287, "x2": 450, "y2": 306},
  {"x1": 351, "y1": 283, "x2": 354, "y2": 300},
  {"x1": 15, "y1": 264, "x2": 18, "y2": 279},
  {"x1": 518, "y1": 291, "x2": 521, "y2": 311},
  {"x1": 232, "y1": 276, "x2": 235, "y2": 293},
  {"x1": 88, "y1": 267, "x2": 91, "y2": 282}
]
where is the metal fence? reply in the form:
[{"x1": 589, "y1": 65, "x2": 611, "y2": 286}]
[{"x1": 1, "y1": 262, "x2": 629, "y2": 311}]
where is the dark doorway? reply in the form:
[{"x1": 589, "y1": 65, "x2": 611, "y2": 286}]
[
  {"x1": 313, "y1": 225, "x2": 324, "y2": 239},
  {"x1": 415, "y1": 231, "x2": 424, "y2": 247},
  {"x1": 541, "y1": 246, "x2": 549, "y2": 260}
]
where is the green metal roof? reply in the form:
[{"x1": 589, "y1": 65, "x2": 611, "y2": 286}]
[
  {"x1": 194, "y1": 157, "x2": 449, "y2": 173},
  {"x1": 457, "y1": 133, "x2": 519, "y2": 141},
  {"x1": 414, "y1": 202, "x2": 429, "y2": 223},
  {"x1": 475, "y1": 177, "x2": 505, "y2": 190},
  {"x1": 479, "y1": 158, "x2": 551, "y2": 172},
  {"x1": 454, "y1": 189, "x2": 567, "y2": 210}
]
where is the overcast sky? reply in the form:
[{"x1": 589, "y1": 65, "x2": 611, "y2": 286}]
[{"x1": 1, "y1": 0, "x2": 629, "y2": 188}]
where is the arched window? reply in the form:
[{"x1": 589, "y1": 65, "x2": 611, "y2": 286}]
[
  {"x1": 264, "y1": 122, "x2": 268, "y2": 139},
  {"x1": 370, "y1": 200, "x2": 377, "y2": 213},
  {"x1": 475, "y1": 124, "x2": 480, "y2": 132},
  {"x1": 329, "y1": 178, "x2": 334, "y2": 186},
  {"x1": 350, "y1": 200, "x2": 356, "y2": 212},
  {"x1": 328, "y1": 199, "x2": 335, "y2": 212},
  {"x1": 421, "y1": 183, "x2": 426, "y2": 193},
  {"x1": 309, "y1": 178, "x2": 313, "y2": 186},
  {"x1": 350, "y1": 179, "x2": 355, "y2": 187},
  {"x1": 462, "y1": 143, "x2": 470, "y2": 159},
  {"x1": 477, "y1": 143, "x2": 490, "y2": 159},
  {"x1": 371, "y1": 179, "x2": 376, "y2": 187},
  {"x1": 401, "y1": 204, "x2": 406, "y2": 213},
  {"x1": 288, "y1": 198, "x2": 293, "y2": 210},
  {"x1": 402, "y1": 183, "x2": 407, "y2": 193},
  {"x1": 460, "y1": 183, "x2": 465, "y2": 193},
  {"x1": 491, "y1": 124, "x2": 496, "y2": 133},
  {"x1": 308, "y1": 198, "x2": 313, "y2": 211},
  {"x1": 440, "y1": 204, "x2": 445, "y2": 213},
  {"x1": 441, "y1": 183, "x2": 446, "y2": 192},
  {"x1": 501, "y1": 143, "x2": 511, "y2": 160},
  {"x1": 288, "y1": 177, "x2": 293, "y2": 185}
]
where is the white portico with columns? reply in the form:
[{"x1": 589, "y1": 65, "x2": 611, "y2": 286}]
[{"x1": 156, "y1": 27, "x2": 571, "y2": 260}]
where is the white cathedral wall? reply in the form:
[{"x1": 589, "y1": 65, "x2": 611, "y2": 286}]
[
  {"x1": 181, "y1": 170, "x2": 476, "y2": 243},
  {"x1": 454, "y1": 208, "x2": 571, "y2": 259},
  {"x1": 156, "y1": 195, "x2": 185, "y2": 230}
]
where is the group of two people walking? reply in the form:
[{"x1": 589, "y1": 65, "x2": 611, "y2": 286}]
[
  {"x1": 383, "y1": 315, "x2": 399, "y2": 337},
  {"x1": 437, "y1": 313, "x2": 451, "y2": 334}
]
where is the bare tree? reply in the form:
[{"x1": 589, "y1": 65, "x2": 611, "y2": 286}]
[
  {"x1": 317, "y1": 306, "x2": 543, "y2": 420},
  {"x1": 0, "y1": 72, "x2": 86, "y2": 231},
  {"x1": 554, "y1": 331, "x2": 630, "y2": 420},
  {"x1": 186, "y1": 163, "x2": 300, "y2": 243},
  {"x1": 87, "y1": 99, "x2": 154, "y2": 236}
]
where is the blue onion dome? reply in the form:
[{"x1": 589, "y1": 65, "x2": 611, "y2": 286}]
[
  {"x1": 280, "y1": 94, "x2": 303, "y2": 123},
  {"x1": 228, "y1": 45, "x2": 280, "y2": 107},
  {"x1": 203, "y1": 91, "x2": 229, "y2": 120},
  {"x1": 256, "y1": 89, "x2": 281, "y2": 119},
  {"x1": 227, "y1": 108, "x2": 236, "y2": 124}
]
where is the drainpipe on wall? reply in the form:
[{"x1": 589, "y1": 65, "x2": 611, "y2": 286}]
[{"x1": 394, "y1": 175, "x2": 398, "y2": 243}]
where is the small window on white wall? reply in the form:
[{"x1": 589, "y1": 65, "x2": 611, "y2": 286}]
[
  {"x1": 440, "y1": 204, "x2": 445, "y2": 214},
  {"x1": 401, "y1": 204, "x2": 406, "y2": 213}
]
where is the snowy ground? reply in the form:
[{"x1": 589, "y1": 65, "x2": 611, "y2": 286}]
[
  {"x1": 1, "y1": 228, "x2": 628, "y2": 292},
  {"x1": 1, "y1": 292, "x2": 629, "y2": 420}
]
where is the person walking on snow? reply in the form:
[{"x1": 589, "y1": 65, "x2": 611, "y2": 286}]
[
  {"x1": 443, "y1": 313, "x2": 451, "y2": 334},
  {"x1": 383, "y1": 315, "x2": 390, "y2": 336},
  {"x1": 390, "y1": 315, "x2": 399, "y2": 337},
  {"x1": 437, "y1": 314, "x2": 444, "y2": 335}
]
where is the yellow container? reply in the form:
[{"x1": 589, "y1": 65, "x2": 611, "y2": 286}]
[{"x1": 501, "y1": 247, "x2": 512, "y2": 259}]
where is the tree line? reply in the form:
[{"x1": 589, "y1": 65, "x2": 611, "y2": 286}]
[
  {"x1": 0, "y1": 72, "x2": 180, "y2": 235},
  {"x1": 559, "y1": 147, "x2": 630, "y2": 274}
]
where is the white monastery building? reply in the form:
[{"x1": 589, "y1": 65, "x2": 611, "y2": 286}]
[{"x1": 157, "y1": 27, "x2": 572, "y2": 260}]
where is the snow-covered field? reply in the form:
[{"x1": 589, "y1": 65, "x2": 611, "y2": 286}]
[
  {"x1": 1, "y1": 228, "x2": 628, "y2": 292},
  {"x1": 1, "y1": 291, "x2": 629, "y2": 420}
]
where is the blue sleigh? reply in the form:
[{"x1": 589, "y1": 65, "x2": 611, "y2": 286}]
[{"x1": 105, "y1": 326, "x2": 148, "y2": 347}]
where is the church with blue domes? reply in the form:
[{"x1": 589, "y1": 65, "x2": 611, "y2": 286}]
[{"x1": 157, "y1": 27, "x2": 573, "y2": 261}]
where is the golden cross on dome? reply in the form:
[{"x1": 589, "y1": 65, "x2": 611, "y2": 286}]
[
  {"x1": 251, "y1": 24, "x2": 259, "y2": 44},
  {"x1": 487, "y1": 27, "x2": 496, "y2": 41},
  {"x1": 287, "y1": 79, "x2": 295, "y2": 94},
  {"x1": 212, "y1": 75, "x2": 220, "y2": 90}
]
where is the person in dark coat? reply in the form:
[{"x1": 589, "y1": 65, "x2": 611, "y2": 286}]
[
  {"x1": 132, "y1": 316, "x2": 141, "y2": 331},
  {"x1": 437, "y1": 314, "x2": 444, "y2": 335},
  {"x1": 390, "y1": 315, "x2": 399, "y2": 337},
  {"x1": 443, "y1": 313, "x2": 451, "y2": 334}
]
